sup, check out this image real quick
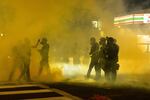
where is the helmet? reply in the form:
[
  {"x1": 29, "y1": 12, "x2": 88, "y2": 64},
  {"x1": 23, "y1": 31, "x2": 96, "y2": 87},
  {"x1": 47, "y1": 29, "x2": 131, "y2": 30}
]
[
  {"x1": 99, "y1": 37, "x2": 106, "y2": 45},
  {"x1": 99, "y1": 37, "x2": 106, "y2": 42},
  {"x1": 90, "y1": 37, "x2": 96, "y2": 41},
  {"x1": 40, "y1": 38, "x2": 47, "y2": 44},
  {"x1": 107, "y1": 37, "x2": 116, "y2": 44}
]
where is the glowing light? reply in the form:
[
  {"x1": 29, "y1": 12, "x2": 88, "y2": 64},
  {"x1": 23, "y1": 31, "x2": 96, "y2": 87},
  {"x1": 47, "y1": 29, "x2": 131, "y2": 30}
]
[
  {"x1": 0, "y1": 33, "x2": 4, "y2": 37},
  {"x1": 92, "y1": 19, "x2": 102, "y2": 31},
  {"x1": 137, "y1": 35, "x2": 150, "y2": 52},
  {"x1": 137, "y1": 35, "x2": 150, "y2": 43},
  {"x1": 92, "y1": 21, "x2": 98, "y2": 28},
  {"x1": 50, "y1": 62, "x2": 88, "y2": 78}
]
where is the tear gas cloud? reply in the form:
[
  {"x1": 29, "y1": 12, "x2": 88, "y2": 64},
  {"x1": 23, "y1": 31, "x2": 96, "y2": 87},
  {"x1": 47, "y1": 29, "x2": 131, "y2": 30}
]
[{"x1": 0, "y1": 0, "x2": 149, "y2": 86}]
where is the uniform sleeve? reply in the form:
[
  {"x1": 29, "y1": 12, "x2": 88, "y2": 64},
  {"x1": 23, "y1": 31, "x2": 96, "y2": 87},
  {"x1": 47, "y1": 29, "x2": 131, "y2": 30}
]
[
  {"x1": 89, "y1": 46, "x2": 92, "y2": 55},
  {"x1": 116, "y1": 45, "x2": 119, "y2": 54},
  {"x1": 96, "y1": 43, "x2": 99, "y2": 51}
]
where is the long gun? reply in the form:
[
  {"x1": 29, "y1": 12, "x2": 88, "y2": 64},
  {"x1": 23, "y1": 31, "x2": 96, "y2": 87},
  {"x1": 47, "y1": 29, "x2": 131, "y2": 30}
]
[{"x1": 33, "y1": 39, "x2": 41, "y2": 48}]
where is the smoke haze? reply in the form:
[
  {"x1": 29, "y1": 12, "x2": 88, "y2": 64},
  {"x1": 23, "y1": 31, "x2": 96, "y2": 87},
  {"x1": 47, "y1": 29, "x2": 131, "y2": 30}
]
[{"x1": 0, "y1": 0, "x2": 149, "y2": 87}]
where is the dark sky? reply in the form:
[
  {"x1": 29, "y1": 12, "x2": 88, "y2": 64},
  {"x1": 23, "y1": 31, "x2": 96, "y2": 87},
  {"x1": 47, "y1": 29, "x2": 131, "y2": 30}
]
[{"x1": 124, "y1": 0, "x2": 150, "y2": 11}]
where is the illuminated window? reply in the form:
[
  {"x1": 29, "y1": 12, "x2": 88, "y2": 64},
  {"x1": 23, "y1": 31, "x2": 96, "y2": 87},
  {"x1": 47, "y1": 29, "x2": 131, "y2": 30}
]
[{"x1": 137, "y1": 35, "x2": 150, "y2": 52}]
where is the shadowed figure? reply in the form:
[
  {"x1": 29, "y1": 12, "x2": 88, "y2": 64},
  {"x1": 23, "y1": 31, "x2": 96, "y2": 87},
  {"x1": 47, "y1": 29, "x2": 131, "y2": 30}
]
[
  {"x1": 8, "y1": 45, "x2": 24, "y2": 81},
  {"x1": 104, "y1": 37, "x2": 119, "y2": 81},
  {"x1": 86, "y1": 37, "x2": 99, "y2": 79},
  {"x1": 96, "y1": 37, "x2": 107, "y2": 80},
  {"x1": 36, "y1": 38, "x2": 50, "y2": 76},
  {"x1": 18, "y1": 38, "x2": 32, "y2": 81}
]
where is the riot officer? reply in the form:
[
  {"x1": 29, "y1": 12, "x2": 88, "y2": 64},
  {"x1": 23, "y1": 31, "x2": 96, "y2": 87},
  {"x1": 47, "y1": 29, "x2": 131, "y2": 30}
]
[
  {"x1": 38, "y1": 38, "x2": 50, "y2": 76},
  {"x1": 8, "y1": 45, "x2": 23, "y2": 81},
  {"x1": 18, "y1": 38, "x2": 32, "y2": 81},
  {"x1": 104, "y1": 37, "x2": 119, "y2": 81},
  {"x1": 86, "y1": 37, "x2": 99, "y2": 79},
  {"x1": 96, "y1": 37, "x2": 106, "y2": 80}
]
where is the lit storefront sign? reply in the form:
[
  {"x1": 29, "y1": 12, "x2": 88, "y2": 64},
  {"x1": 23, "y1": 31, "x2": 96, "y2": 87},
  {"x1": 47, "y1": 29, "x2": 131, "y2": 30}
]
[{"x1": 114, "y1": 13, "x2": 150, "y2": 26}]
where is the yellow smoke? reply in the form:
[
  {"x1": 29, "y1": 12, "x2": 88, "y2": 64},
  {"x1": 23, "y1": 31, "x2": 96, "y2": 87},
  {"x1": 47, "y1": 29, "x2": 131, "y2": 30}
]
[{"x1": 0, "y1": 0, "x2": 149, "y2": 83}]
